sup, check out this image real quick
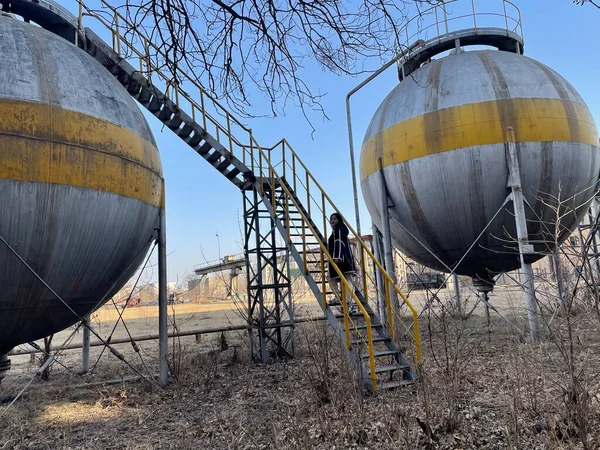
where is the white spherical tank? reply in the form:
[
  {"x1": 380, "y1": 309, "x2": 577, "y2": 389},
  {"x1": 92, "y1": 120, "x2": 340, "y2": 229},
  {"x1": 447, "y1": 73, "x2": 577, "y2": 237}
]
[
  {"x1": 0, "y1": 16, "x2": 162, "y2": 359},
  {"x1": 360, "y1": 50, "x2": 600, "y2": 281}
]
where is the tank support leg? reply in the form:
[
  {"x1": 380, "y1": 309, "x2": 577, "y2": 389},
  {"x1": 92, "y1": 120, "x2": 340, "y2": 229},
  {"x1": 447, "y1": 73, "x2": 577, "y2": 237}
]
[
  {"x1": 81, "y1": 315, "x2": 91, "y2": 373},
  {"x1": 377, "y1": 158, "x2": 399, "y2": 315},
  {"x1": 506, "y1": 127, "x2": 539, "y2": 342},
  {"x1": 452, "y1": 274, "x2": 462, "y2": 316},
  {"x1": 158, "y1": 184, "x2": 169, "y2": 387},
  {"x1": 372, "y1": 223, "x2": 387, "y2": 325},
  {"x1": 0, "y1": 354, "x2": 10, "y2": 381}
]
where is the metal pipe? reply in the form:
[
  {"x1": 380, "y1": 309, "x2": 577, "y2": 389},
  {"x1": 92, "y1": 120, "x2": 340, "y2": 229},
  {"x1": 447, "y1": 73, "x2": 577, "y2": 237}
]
[
  {"x1": 505, "y1": 127, "x2": 539, "y2": 341},
  {"x1": 442, "y1": 1, "x2": 449, "y2": 34},
  {"x1": 81, "y1": 315, "x2": 91, "y2": 373},
  {"x1": 452, "y1": 273, "x2": 462, "y2": 315},
  {"x1": 590, "y1": 197, "x2": 600, "y2": 277},
  {"x1": 345, "y1": 39, "x2": 424, "y2": 235},
  {"x1": 8, "y1": 317, "x2": 331, "y2": 356},
  {"x1": 552, "y1": 253, "x2": 566, "y2": 306},
  {"x1": 372, "y1": 223, "x2": 387, "y2": 323},
  {"x1": 377, "y1": 158, "x2": 399, "y2": 314},
  {"x1": 158, "y1": 183, "x2": 168, "y2": 387}
]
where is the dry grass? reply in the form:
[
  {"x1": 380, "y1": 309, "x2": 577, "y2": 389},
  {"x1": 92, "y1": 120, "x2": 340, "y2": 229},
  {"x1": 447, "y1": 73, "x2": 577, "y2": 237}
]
[{"x1": 1, "y1": 304, "x2": 600, "y2": 449}]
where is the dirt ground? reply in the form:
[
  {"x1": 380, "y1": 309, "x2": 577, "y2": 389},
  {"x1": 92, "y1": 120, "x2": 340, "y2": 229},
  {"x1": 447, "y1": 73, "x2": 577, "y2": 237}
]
[{"x1": 2, "y1": 285, "x2": 600, "y2": 449}]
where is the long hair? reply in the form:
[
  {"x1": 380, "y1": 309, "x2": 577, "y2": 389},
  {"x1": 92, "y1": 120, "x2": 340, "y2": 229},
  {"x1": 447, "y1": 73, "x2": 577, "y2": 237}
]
[{"x1": 330, "y1": 212, "x2": 349, "y2": 233}]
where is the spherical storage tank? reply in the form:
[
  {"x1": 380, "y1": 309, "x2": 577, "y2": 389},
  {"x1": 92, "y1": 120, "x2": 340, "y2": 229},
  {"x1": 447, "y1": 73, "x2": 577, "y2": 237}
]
[
  {"x1": 360, "y1": 49, "x2": 600, "y2": 284},
  {"x1": 0, "y1": 16, "x2": 162, "y2": 366}
]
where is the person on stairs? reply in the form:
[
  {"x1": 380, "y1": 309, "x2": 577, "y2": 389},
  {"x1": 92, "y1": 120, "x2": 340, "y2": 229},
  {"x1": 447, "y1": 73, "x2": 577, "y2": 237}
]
[{"x1": 327, "y1": 212, "x2": 358, "y2": 315}]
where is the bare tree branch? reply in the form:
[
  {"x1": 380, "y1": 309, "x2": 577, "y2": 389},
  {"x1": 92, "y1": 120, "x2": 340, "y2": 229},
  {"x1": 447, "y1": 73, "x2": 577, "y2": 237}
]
[{"x1": 113, "y1": 0, "x2": 438, "y2": 125}]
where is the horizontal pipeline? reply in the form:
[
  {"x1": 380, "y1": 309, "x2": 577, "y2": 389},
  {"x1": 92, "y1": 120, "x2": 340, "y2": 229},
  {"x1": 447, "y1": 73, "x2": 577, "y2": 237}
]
[{"x1": 8, "y1": 316, "x2": 329, "y2": 356}]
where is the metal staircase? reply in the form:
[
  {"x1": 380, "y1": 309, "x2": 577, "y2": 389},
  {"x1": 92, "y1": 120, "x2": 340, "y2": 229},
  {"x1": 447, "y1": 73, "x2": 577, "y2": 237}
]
[{"x1": 7, "y1": 0, "x2": 422, "y2": 390}]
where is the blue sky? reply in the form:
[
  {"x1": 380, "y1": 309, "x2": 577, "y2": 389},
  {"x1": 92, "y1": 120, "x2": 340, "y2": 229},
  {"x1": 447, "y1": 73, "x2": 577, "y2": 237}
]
[{"x1": 61, "y1": 0, "x2": 600, "y2": 282}]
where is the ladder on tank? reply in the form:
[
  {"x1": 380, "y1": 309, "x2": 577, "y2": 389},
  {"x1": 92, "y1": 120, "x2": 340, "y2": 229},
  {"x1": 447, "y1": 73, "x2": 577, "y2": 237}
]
[{"x1": 41, "y1": 0, "x2": 421, "y2": 390}]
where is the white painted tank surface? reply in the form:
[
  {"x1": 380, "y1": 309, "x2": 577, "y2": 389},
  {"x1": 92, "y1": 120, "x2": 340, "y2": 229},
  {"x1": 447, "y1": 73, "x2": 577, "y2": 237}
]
[{"x1": 361, "y1": 50, "x2": 600, "y2": 280}]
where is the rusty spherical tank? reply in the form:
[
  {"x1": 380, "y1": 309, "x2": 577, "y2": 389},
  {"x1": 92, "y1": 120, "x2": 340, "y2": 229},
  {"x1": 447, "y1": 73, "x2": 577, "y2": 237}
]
[
  {"x1": 0, "y1": 17, "x2": 162, "y2": 357},
  {"x1": 360, "y1": 50, "x2": 600, "y2": 280}
]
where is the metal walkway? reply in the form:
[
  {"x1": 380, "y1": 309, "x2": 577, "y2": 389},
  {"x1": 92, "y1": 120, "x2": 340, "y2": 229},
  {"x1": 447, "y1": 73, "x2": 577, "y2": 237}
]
[{"x1": 4, "y1": 0, "x2": 422, "y2": 390}]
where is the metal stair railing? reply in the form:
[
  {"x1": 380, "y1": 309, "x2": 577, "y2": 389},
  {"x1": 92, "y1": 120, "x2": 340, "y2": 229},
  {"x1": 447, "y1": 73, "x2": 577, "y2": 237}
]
[
  {"x1": 78, "y1": 0, "x2": 421, "y2": 389},
  {"x1": 259, "y1": 140, "x2": 421, "y2": 354}
]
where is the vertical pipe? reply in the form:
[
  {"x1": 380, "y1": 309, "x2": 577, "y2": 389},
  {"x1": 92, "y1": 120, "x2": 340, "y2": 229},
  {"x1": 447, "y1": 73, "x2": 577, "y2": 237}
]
[
  {"x1": 552, "y1": 253, "x2": 565, "y2": 306},
  {"x1": 158, "y1": 182, "x2": 169, "y2": 387},
  {"x1": 345, "y1": 95, "x2": 362, "y2": 236},
  {"x1": 452, "y1": 274, "x2": 462, "y2": 316},
  {"x1": 377, "y1": 158, "x2": 398, "y2": 315},
  {"x1": 361, "y1": 246, "x2": 367, "y2": 306},
  {"x1": 506, "y1": 127, "x2": 539, "y2": 341},
  {"x1": 282, "y1": 142, "x2": 286, "y2": 179},
  {"x1": 442, "y1": 1, "x2": 449, "y2": 34},
  {"x1": 590, "y1": 197, "x2": 600, "y2": 278},
  {"x1": 372, "y1": 224, "x2": 386, "y2": 324},
  {"x1": 81, "y1": 315, "x2": 91, "y2": 373},
  {"x1": 114, "y1": 13, "x2": 121, "y2": 57},
  {"x1": 292, "y1": 154, "x2": 297, "y2": 194}
]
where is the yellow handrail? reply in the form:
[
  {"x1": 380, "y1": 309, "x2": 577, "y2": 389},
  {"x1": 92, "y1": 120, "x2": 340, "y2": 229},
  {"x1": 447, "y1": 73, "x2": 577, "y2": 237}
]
[
  {"x1": 79, "y1": 0, "x2": 422, "y2": 386},
  {"x1": 273, "y1": 138, "x2": 420, "y2": 355}
]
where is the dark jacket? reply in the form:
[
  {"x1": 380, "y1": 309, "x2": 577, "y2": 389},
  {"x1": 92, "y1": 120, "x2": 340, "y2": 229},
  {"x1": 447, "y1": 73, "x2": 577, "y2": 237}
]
[{"x1": 327, "y1": 221, "x2": 355, "y2": 279}]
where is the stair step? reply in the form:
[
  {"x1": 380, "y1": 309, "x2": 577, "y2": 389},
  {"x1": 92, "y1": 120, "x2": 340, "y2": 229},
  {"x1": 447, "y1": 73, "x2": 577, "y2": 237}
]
[
  {"x1": 117, "y1": 68, "x2": 130, "y2": 85},
  {"x1": 187, "y1": 132, "x2": 204, "y2": 147},
  {"x1": 137, "y1": 87, "x2": 152, "y2": 104},
  {"x1": 351, "y1": 336, "x2": 389, "y2": 345},
  {"x1": 281, "y1": 217, "x2": 304, "y2": 221},
  {"x1": 127, "y1": 79, "x2": 141, "y2": 95},
  {"x1": 157, "y1": 106, "x2": 173, "y2": 121},
  {"x1": 363, "y1": 350, "x2": 398, "y2": 358},
  {"x1": 147, "y1": 96, "x2": 162, "y2": 112},
  {"x1": 167, "y1": 115, "x2": 183, "y2": 130},
  {"x1": 378, "y1": 380, "x2": 414, "y2": 390},
  {"x1": 375, "y1": 364, "x2": 408, "y2": 374},
  {"x1": 215, "y1": 159, "x2": 231, "y2": 172},
  {"x1": 354, "y1": 323, "x2": 381, "y2": 330},
  {"x1": 197, "y1": 142, "x2": 212, "y2": 155},
  {"x1": 177, "y1": 123, "x2": 194, "y2": 138},
  {"x1": 226, "y1": 167, "x2": 241, "y2": 179},
  {"x1": 207, "y1": 152, "x2": 221, "y2": 163}
]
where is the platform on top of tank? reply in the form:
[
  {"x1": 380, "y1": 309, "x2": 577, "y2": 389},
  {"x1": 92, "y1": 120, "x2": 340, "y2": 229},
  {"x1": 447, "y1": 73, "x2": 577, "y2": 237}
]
[{"x1": 399, "y1": 27, "x2": 523, "y2": 81}]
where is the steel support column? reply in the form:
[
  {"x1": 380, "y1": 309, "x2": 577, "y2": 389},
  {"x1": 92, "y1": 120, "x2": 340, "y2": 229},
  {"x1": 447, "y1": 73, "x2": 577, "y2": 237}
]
[
  {"x1": 377, "y1": 158, "x2": 399, "y2": 315},
  {"x1": 506, "y1": 127, "x2": 539, "y2": 342},
  {"x1": 158, "y1": 184, "x2": 168, "y2": 387},
  {"x1": 372, "y1": 223, "x2": 387, "y2": 324},
  {"x1": 81, "y1": 315, "x2": 91, "y2": 373},
  {"x1": 243, "y1": 186, "x2": 294, "y2": 362},
  {"x1": 452, "y1": 274, "x2": 462, "y2": 316}
]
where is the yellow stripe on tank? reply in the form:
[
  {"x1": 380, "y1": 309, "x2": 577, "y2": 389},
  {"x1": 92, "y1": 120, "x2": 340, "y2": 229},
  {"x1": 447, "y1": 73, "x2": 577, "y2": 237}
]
[
  {"x1": 361, "y1": 98, "x2": 599, "y2": 181},
  {"x1": 0, "y1": 98, "x2": 162, "y2": 207},
  {"x1": 0, "y1": 98, "x2": 161, "y2": 174},
  {"x1": 0, "y1": 135, "x2": 163, "y2": 207}
]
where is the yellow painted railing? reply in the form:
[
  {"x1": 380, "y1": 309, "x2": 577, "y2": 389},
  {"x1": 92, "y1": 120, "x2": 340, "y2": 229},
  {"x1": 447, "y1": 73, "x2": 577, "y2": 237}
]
[{"x1": 78, "y1": 0, "x2": 421, "y2": 388}]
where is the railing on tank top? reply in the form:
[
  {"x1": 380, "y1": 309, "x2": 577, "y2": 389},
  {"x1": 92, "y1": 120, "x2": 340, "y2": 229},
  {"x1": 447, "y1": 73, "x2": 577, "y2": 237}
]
[
  {"x1": 76, "y1": 0, "x2": 422, "y2": 388},
  {"x1": 398, "y1": 0, "x2": 523, "y2": 52}
]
